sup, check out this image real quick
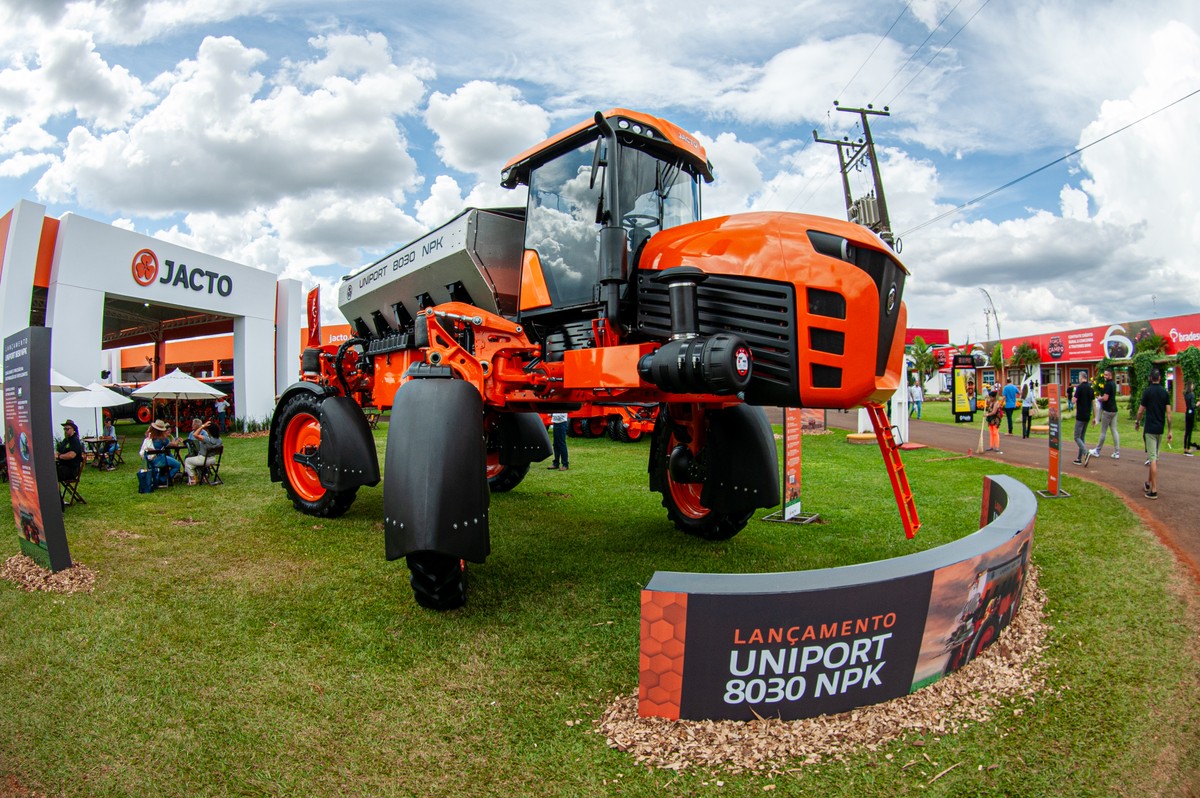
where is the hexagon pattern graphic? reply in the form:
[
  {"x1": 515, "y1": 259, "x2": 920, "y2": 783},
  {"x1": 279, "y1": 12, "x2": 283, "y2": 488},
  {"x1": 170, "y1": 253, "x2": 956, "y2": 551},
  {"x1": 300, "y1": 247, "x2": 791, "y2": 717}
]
[{"x1": 638, "y1": 590, "x2": 688, "y2": 718}]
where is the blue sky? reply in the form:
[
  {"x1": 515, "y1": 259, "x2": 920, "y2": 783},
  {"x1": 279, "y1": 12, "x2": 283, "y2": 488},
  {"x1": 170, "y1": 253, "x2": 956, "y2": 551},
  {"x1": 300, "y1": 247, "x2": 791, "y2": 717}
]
[{"x1": 2, "y1": 0, "x2": 1198, "y2": 344}]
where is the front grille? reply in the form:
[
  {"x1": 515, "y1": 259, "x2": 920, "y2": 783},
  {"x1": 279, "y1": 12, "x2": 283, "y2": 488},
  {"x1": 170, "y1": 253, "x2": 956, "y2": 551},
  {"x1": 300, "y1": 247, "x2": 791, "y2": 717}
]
[{"x1": 636, "y1": 272, "x2": 798, "y2": 406}]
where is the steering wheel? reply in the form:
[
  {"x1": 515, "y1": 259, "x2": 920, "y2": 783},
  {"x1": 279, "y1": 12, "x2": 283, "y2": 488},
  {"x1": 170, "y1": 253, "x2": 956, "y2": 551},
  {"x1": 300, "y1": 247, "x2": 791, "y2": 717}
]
[{"x1": 621, "y1": 213, "x2": 660, "y2": 231}]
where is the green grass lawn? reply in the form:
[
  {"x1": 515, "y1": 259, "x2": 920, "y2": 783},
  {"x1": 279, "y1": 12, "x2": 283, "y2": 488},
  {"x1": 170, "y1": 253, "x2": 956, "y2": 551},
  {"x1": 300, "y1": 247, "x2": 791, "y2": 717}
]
[{"x1": 1, "y1": 423, "x2": 1198, "y2": 797}]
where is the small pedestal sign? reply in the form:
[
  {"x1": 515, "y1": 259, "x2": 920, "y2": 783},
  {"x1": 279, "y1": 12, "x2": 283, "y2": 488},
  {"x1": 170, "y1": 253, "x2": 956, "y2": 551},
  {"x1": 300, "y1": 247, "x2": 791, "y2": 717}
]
[
  {"x1": 1037, "y1": 383, "x2": 1069, "y2": 498},
  {"x1": 763, "y1": 408, "x2": 820, "y2": 525}
]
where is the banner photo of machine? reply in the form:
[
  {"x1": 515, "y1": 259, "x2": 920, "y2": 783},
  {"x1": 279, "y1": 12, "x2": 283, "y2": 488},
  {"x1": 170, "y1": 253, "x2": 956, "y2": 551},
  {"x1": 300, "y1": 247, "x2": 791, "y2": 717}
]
[
  {"x1": 639, "y1": 474, "x2": 1034, "y2": 721},
  {"x1": 4, "y1": 327, "x2": 73, "y2": 571}
]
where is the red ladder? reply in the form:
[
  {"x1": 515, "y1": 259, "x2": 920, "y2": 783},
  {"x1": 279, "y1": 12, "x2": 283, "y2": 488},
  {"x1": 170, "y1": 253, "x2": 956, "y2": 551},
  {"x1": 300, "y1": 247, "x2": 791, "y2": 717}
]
[{"x1": 865, "y1": 402, "x2": 921, "y2": 539}]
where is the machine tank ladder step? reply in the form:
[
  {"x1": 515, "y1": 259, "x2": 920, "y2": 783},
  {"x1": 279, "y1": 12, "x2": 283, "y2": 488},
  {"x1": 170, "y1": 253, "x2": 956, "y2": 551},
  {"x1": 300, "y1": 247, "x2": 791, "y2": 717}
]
[{"x1": 865, "y1": 402, "x2": 921, "y2": 539}]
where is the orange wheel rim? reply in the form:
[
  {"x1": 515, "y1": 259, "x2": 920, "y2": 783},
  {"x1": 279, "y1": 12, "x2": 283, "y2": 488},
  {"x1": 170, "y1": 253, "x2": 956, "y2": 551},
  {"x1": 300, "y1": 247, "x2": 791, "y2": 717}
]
[
  {"x1": 666, "y1": 413, "x2": 709, "y2": 519},
  {"x1": 283, "y1": 411, "x2": 323, "y2": 502},
  {"x1": 485, "y1": 451, "x2": 503, "y2": 479},
  {"x1": 668, "y1": 477, "x2": 708, "y2": 519}
]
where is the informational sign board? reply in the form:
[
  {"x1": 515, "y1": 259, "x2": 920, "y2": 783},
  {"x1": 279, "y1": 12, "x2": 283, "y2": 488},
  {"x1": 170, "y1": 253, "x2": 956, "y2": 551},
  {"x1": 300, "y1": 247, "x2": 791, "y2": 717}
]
[
  {"x1": 1039, "y1": 384, "x2": 1067, "y2": 498},
  {"x1": 640, "y1": 475, "x2": 1035, "y2": 721},
  {"x1": 4, "y1": 327, "x2": 72, "y2": 571},
  {"x1": 782, "y1": 408, "x2": 803, "y2": 520},
  {"x1": 951, "y1": 354, "x2": 976, "y2": 423}
]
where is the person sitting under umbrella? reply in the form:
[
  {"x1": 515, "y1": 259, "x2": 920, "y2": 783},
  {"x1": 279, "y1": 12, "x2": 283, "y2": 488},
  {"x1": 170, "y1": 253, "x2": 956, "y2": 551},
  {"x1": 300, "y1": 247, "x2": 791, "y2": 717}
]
[
  {"x1": 139, "y1": 420, "x2": 181, "y2": 485},
  {"x1": 55, "y1": 420, "x2": 85, "y2": 482},
  {"x1": 183, "y1": 417, "x2": 222, "y2": 486}
]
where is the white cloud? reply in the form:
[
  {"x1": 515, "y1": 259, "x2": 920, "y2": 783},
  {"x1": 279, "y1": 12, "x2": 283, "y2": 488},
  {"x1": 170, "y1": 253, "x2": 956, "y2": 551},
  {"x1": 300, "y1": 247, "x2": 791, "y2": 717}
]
[
  {"x1": 414, "y1": 174, "x2": 465, "y2": 229},
  {"x1": 0, "y1": 150, "x2": 54, "y2": 178},
  {"x1": 699, "y1": 132, "x2": 764, "y2": 217},
  {"x1": 713, "y1": 35, "x2": 915, "y2": 125},
  {"x1": 34, "y1": 33, "x2": 429, "y2": 217},
  {"x1": 424, "y1": 81, "x2": 550, "y2": 177}
]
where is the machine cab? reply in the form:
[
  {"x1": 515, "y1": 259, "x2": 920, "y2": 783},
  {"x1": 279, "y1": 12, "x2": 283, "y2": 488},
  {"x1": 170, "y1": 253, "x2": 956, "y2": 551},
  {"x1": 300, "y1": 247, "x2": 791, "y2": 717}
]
[{"x1": 501, "y1": 109, "x2": 713, "y2": 356}]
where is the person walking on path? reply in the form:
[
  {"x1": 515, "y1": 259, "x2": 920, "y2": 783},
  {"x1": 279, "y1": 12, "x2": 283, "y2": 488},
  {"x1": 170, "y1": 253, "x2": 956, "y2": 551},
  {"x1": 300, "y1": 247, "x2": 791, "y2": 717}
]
[
  {"x1": 909, "y1": 381, "x2": 924, "y2": 419},
  {"x1": 1135, "y1": 369, "x2": 1172, "y2": 499},
  {"x1": 1002, "y1": 378, "x2": 1018, "y2": 435},
  {"x1": 1073, "y1": 372, "x2": 1096, "y2": 466},
  {"x1": 1090, "y1": 367, "x2": 1121, "y2": 460},
  {"x1": 1020, "y1": 383, "x2": 1036, "y2": 438},
  {"x1": 1184, "y1": 381, "x2": 1196, "y2": 456},
  {"x1": 548, "y1": 412, "x2": 569, "y2": 471}
]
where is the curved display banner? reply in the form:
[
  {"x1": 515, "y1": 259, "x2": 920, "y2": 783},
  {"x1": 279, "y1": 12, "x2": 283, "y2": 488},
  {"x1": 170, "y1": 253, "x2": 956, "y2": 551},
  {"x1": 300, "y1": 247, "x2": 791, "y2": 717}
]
[
  {"x1": 639, "y1": 474, "x2": 1034, "y2": 721},
  {"x1": 4, "y1": 327, "x2": 72, "y2": 571}
]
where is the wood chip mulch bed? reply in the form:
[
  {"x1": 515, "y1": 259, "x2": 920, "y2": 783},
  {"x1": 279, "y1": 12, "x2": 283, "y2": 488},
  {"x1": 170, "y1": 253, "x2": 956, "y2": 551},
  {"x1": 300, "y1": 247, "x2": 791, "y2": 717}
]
[
  {"x1": 1, "y1": 554, "x2": 96, "y2": 594},
  {"x1": 596, "y1": 566, "x2": 1053, "y2": 774}
]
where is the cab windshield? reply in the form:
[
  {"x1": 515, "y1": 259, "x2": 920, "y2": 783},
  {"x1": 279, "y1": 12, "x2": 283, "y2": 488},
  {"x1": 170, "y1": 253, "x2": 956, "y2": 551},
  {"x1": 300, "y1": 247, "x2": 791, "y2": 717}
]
[{"x1": 524, "y1": 138, "x2": 701, "y2": 309}]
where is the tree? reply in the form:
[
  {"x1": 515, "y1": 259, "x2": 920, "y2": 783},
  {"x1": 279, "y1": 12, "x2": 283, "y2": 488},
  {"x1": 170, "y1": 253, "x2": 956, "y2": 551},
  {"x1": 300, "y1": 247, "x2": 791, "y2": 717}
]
[
  {"x1": 990, "y1": 342, "x2": 1005, "y2": 376},
  {"x1": 1126, "y1": 351, "x2": 1158, "y2": 418},
  {"x1": 1177, "y1": 345, "x2": 1200, "y2": 390},
  {"x1": 906, "y1": 336, "x2": 938, "y2": 390},
  {"x1": 1009, "y1": 341, "x2": 1040, "y2": 383}
]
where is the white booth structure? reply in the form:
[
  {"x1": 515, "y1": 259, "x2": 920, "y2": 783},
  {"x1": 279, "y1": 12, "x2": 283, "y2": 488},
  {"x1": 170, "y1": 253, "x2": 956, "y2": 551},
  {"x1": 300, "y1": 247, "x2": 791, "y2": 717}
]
[{"x1": 1, "y1": 200, "x2": 303, "y2": 436}]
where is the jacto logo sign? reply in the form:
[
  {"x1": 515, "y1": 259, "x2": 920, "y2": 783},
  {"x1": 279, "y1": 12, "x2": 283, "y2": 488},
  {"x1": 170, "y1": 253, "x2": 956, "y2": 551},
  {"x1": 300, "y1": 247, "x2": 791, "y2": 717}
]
[
  {"x1": 132, "y1": 249, "x2": 158, "y2": 286},
  {"x1": 130, "y1": 248, "x2": 234, "y2": 297}
]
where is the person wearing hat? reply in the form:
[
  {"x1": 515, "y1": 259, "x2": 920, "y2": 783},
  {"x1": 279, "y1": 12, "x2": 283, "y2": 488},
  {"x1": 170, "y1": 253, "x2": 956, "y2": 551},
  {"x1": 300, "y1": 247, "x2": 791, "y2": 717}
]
[
  {"x1": 985, "y1": 389, "x2": 1004, "y2": 453},
  {"x1": 55, "y1": 419, "x2": 84, "y2": 482},
  {"x1": 139, "y1": 419, "x2": 181, "y2": 484}
]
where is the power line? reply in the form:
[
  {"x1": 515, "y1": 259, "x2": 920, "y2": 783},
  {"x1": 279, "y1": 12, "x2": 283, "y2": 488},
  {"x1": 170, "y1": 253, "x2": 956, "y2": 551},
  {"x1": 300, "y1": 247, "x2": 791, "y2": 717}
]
[
  {"x1": 898, "y1": 87, "x2": 1200, "y2": 238},
  {"x1": 871, "y1": 0, "x2": 965, "y2": 106},
  {"x1": 834, "y1": 3, "x2": 910, "y2": 104},
  {"x1": 885, "y1": 0, "x2": 992, "y2": 108},
  {"x1": 777, "y1": 3, "x2": 907, "y2": 214}
]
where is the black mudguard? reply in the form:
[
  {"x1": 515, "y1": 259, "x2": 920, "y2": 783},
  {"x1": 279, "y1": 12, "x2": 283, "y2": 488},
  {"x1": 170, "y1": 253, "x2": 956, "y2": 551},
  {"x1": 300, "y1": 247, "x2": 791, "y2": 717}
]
[
  {"x1": 494, "y1": 412, "x2": 552, "y2": 467},
  {"x1": 383, "y1": 379, "x2": 490, "y2": 563},
  {"x1": 319, "y1": 395, "x2": 381, "y2": 491},
  {"x1": 699, "y1": 404, "x2": 781, "y2": 513},
  {"x1": 268, "y1": 382, "x2": 327, "y2": 483}
]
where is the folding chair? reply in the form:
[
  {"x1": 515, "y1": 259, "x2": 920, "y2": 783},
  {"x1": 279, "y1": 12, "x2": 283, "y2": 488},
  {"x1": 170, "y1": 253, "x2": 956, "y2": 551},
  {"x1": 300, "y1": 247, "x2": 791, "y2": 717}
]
[
  {"x1": 144, "y1": 451, "x2": 174, "y2": 488},
  {"x1": 59, "y1": 464, "x2": 86, "y2": 506},
  {"x1": 195, "y1": 441, "x2": 224, "y2": 484},
  {"x1": 112, "y1": 435, "x2": 126, "y2": 467},
  {"x1": 189, "y1": 441, "x2": 224, "y2": 486},
  {"x1": 204, "y1": 444, "x2": 224, "y2": 485}
]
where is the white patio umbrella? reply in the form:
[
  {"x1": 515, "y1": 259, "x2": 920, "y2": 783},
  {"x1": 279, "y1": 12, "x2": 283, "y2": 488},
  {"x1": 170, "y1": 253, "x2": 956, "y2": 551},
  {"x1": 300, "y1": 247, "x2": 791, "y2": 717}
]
[
  {"x1": 132, "y1": 368, "x2": 227, "y2": 431},
  {"x1": 50, "y1": 368, "x2": 88, "y2": 393},
  {"x1": 60, "y1": 382, "x2": 134, "y2": 435}
]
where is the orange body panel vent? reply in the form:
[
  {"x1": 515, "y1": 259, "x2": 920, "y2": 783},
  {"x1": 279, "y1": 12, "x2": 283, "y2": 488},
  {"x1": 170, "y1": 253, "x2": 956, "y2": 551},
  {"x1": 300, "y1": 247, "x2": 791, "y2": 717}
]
[{"x1": 518, "y1": 249, "x2": 552, "y2": 311}]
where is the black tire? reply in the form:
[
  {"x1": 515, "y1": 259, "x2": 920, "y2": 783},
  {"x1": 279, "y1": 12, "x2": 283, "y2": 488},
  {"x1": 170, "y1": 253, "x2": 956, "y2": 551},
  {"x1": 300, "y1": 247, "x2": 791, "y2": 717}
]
[
  {"x1": 966, "y1": 618, "x2": 1000, "y2": 664},
  {"x1": 273, "y1": 391, "x2": 358, "y2": 517},
  {"x1": 487, "y1": 462, "x2": 530, "y2": 492},
  {"x1": 568, "y1": 419, "x2": 585, "y2": 438},
  {"x1": 408, "y1": 552, "x2": 467, "y2": 611},
  {"x1": 607, "y1": 416, "x2": 624, "y2": 442},
  {"x1": 650, "y1": 408, "x2": 751, "y2": 541}
]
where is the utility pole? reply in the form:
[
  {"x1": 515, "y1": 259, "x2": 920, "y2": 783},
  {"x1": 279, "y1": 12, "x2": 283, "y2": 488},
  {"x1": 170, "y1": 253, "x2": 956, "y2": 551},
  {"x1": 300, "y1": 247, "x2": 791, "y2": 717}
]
[{"x1": 813, "y1": 102, "x2": 897, "y2": 249}]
